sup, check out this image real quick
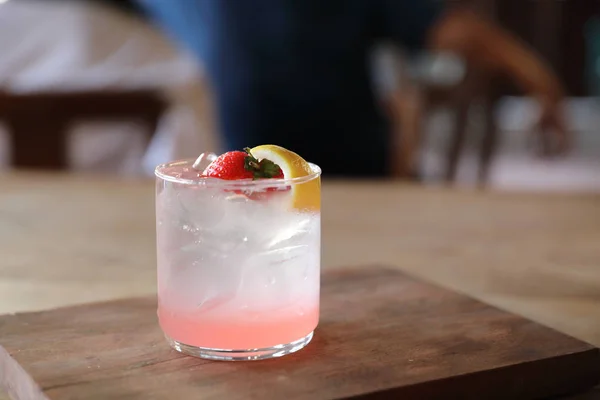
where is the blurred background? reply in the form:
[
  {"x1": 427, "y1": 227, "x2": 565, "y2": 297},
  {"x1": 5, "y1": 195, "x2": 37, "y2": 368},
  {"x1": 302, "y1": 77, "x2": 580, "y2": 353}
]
[{"x1": 0, "y1": 0, "x2": 598, "y2": 192}]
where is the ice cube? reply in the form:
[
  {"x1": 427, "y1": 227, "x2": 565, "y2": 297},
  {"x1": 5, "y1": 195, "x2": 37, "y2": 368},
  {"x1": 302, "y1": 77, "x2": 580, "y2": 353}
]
[
  {"x1": 266, "y1": 216, "x2": 311, "y2": 248},
  {"x1": 176, "y1": 187, "x2": 226, "y2": 232},
  {"x1": 163, "y1": 254, "x2": 245, "y2": 315}
]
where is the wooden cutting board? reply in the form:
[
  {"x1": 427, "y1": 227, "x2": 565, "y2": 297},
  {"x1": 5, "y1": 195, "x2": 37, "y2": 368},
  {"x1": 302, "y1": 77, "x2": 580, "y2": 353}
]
[{"x1": 1, "y1": 267, "x2": 599, "y2": 400}]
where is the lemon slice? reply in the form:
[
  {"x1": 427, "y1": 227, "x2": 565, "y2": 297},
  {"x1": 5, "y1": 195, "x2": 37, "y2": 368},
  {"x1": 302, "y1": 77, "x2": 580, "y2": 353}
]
[{"x1": 250, "y1": 145, "x2": 320, "y2": 212}]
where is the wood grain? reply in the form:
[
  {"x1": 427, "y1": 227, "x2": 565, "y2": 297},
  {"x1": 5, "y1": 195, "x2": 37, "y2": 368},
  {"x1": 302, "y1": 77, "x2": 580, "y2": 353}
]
[
  {"x1": 1, "y1": 267, "x2": 599, "y2": 400},
  {"x1": 1, "y1": 174, "x2": 599, "y2": 348},
  {"x1": 1, "y1": 173, "x2": 600, "y2": 398}
]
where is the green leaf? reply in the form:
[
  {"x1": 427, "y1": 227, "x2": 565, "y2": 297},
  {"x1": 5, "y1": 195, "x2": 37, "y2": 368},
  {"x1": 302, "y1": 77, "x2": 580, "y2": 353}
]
[
  {"x1": 242, "y1": 147, "x2": 282, "y2": 179},
  {"x1": 258, "y1": 159, "x2": 281, "y2": 178}
]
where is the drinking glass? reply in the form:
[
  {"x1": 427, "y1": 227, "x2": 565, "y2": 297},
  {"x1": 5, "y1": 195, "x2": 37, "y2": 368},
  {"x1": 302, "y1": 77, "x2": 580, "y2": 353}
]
[{"x1": 155, "y1": 157, "x2": 321, "y2": 360}]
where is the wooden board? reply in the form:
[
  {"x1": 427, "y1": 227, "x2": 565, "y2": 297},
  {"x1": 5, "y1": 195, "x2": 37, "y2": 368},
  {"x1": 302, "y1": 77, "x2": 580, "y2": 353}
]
[{"x1": 1, "y1": 267, "x2": 599, "y2": 400}]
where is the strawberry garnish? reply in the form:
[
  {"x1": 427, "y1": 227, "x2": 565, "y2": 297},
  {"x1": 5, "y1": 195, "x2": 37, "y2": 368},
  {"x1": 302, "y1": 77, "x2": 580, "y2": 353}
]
[
  {"x1": 202, "y1": 148, "x2": 283, "y2": 180},
  {"x1": 201, "y1": 151, "x2": 253, "y2": 180}
]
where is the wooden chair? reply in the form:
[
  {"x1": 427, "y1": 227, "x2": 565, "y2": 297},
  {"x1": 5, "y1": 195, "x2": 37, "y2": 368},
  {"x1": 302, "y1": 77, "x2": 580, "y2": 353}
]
[
  {"x1": 0, "y1": 90, "x2": 166, "y2": 169},
  {"x1": 429, "y1": 69, "x2": 500, "y2": 186},
  {"x1": 387, "y1": 57, "x2": 499, "y2": 185}
]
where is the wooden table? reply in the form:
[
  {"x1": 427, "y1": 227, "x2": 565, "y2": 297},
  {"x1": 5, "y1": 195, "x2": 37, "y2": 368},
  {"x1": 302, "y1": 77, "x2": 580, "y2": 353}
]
[{"x1": 1, "y1": 172, "x2": 599, "y2": 398}]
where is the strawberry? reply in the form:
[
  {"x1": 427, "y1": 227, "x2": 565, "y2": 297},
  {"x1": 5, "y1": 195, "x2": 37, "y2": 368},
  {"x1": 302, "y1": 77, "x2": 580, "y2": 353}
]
[
  {"x1": 201, "y1": 151, "x2": 253, "y2": 180},
  {"x1": 202, "y1": 148, "x2": 283, "y2": 180}
]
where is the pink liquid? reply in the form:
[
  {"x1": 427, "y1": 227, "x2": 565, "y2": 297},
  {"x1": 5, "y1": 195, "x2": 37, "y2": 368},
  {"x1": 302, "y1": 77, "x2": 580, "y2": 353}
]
[{"x1": 159, "y1": 306, "x2": 319, "y2": 349}]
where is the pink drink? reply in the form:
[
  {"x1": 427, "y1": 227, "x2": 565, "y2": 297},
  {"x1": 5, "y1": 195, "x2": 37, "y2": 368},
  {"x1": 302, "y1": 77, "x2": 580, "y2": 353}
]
[
  {"x1": 158, "y1": 306, "x2": 319, "y2": 349},
  {"x1": 155, "y1": 159, "x2": 321, "y2": 360}
]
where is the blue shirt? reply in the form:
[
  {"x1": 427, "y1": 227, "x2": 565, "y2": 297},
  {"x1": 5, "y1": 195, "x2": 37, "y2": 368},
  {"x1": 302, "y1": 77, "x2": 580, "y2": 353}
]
[{"x1": 139, "y1": 0, "x2": 441, "y2": 176}]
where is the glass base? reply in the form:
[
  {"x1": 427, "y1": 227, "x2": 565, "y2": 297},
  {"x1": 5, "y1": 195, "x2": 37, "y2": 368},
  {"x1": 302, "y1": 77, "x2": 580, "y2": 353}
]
[{"x1": 165, "y1": 331, "x2": 314, "y2": 361}]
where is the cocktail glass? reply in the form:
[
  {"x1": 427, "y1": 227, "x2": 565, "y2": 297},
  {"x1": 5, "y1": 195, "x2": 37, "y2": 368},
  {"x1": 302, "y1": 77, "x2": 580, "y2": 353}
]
[{"x1": 154, "y1": 156, "x2": 321, "y2": 360}]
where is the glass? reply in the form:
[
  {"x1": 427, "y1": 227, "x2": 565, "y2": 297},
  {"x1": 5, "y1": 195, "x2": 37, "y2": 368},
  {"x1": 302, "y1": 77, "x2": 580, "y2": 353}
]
[{"x1": 155, "y1": 157, "x2": 321, "y2": 361}]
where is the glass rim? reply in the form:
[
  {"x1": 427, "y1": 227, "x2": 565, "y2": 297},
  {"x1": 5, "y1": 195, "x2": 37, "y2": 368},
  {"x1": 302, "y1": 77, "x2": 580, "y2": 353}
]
[{"x1": 155, "y1": 158, "x2": 321, "y2": 189}]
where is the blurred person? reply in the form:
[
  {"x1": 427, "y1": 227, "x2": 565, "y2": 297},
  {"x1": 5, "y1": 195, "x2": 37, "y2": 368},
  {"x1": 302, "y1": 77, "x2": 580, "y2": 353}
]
[{"x1": 133, "y1": 0, "x2": 568, "y2": 177}]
